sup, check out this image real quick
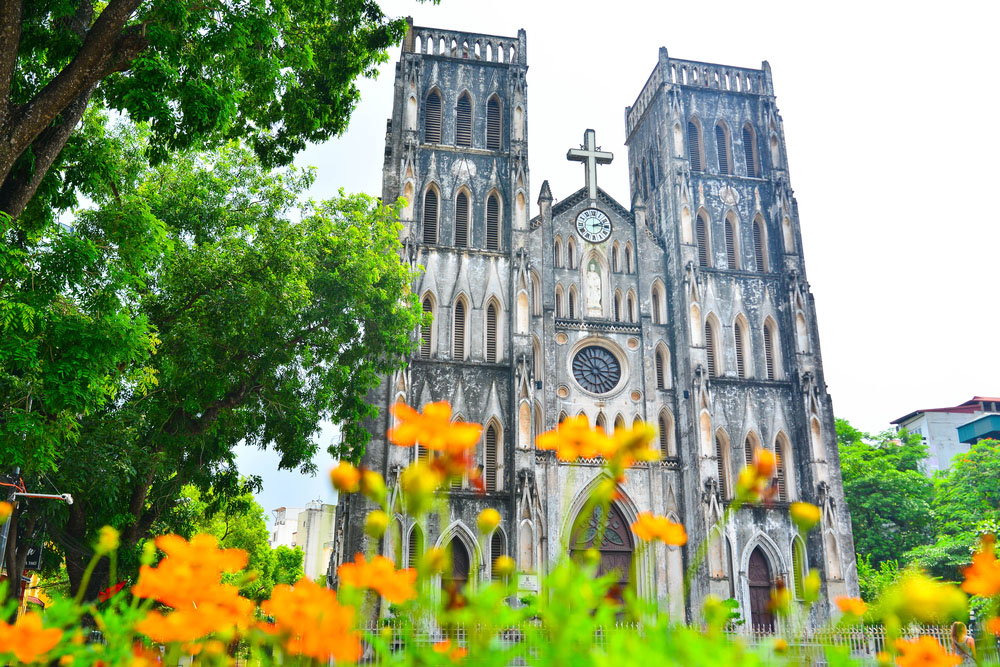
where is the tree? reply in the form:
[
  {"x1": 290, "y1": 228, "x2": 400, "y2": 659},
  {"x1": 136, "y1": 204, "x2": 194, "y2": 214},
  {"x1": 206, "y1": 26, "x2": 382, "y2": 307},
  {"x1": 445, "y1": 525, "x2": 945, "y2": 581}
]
[
  {"x1": 907, "y1": 439, "x2": 1000, "y2": 580},
  {"x1": 836, "y1": 418, "x2": 935, "y2": 566},
  {"x1": 3, "y1": 130, "x2": 421, "y2": 601},
  {"x1": 0, "y1": 0, "x2": 409, "y2": 222}
]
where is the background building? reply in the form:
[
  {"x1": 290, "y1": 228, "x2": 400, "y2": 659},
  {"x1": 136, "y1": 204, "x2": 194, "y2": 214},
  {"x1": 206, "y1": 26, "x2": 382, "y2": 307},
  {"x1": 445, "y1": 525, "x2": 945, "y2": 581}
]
[
  {"x1": 333, "y1": 21, "x2": 858, "y2": 628},
  {"x1": 272, "y1": 501, "x2": 337, "y2": 582},
  {"x1": 892, "y1": 396, "x2": 1000, "y2": 472}
]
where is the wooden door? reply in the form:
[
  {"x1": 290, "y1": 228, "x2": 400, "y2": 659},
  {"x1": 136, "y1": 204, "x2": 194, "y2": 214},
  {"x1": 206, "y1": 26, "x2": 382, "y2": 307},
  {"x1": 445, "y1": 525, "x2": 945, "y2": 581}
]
[
  {"x1": 748, "y1": 548, "x2": 774, "y2": 632},
  {"x1": 571, "y1": 503, "x2": 635, "y2": 599}
]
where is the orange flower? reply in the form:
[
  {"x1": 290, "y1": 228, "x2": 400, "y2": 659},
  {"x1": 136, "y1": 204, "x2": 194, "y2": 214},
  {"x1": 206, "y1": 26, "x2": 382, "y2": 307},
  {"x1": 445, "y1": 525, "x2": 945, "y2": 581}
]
[
  {"x1": 330, "y1": 461, "x2": 361, "y2": 493},
  {"x1": 0, "y1": 612, "x2": 62, "y2": 664},
  {"x1": 985, "y1": 618, "x2": 1000, "y2": 636},
  {"x1": 893, "y1": 636, "x2": 960, "y2": 667},
  {"x1": 433, "y1": 639, "x2": 469, "y2": 661},
  {"x1": 338, "y1": 553, "x2": 417, "y2": 603},
  {"x1": 836, "y1": 596, "x2": 868, "y2": 617},
  {"x1": 609, "y1": 422, "x2": 661, "y2": 467},
  {"x1": 630, "y1": 512, "x2": 687, "y2": 545},
  {"x1": 736, "y1": 447, "x2": 780, "y2": 502},
  {"x1": 962, "y1": 534, "x2": 1000, "y2": 597},
  {"x1": 768, "y1": 579, "x2": 792, "y2": 616},
  {"x1": 261, "y1": 578, "x2": 362, "y2": 663},
  {"x1": 0, "y1": 501, "x2": 11, "y2": 523},
  {"x1": 536, "y1": 415, "x2": 612, "y2": 461},
  {"x1": 387, "y1": 402, "x2": 483, "y2": 454}
]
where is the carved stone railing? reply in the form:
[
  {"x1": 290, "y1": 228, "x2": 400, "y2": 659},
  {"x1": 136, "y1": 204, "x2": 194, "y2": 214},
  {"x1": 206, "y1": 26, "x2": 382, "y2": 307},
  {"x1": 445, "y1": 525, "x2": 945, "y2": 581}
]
[{"x1": 405, "y1": 25, "x2": 526, "y2": 65}]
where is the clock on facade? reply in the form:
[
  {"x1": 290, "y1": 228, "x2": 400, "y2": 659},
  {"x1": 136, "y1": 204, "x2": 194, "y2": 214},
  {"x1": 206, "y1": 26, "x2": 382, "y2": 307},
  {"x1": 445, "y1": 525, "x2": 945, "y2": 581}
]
[
  {"x1": 575, "y1": 208, "x2": 612, "y2": 243},
  {"x1": 572, "y1": 345, "x2": 622, "y2": 395}
]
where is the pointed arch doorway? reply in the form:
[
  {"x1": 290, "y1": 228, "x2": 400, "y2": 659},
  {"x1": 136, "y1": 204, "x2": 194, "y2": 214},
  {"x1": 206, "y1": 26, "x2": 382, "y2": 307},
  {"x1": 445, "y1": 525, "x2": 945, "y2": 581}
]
[
  {"x1": 570, "y1": 502, "x2": 634, "y2": 600},
  {"x1": 747, "y1": 547, "x2": 775, "y2": 632}
]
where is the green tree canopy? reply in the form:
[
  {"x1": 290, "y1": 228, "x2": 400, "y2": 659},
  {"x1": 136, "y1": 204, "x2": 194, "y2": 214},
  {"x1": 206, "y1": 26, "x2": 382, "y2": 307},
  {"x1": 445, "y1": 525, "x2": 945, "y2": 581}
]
[{"x1": 837, "y1": 418, "x2": 935, "y2": 567}]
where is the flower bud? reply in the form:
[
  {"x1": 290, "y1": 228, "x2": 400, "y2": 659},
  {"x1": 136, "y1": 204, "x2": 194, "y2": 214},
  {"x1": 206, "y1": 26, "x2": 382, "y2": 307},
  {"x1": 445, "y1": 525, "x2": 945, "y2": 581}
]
[
  {"x1": 492, "y1": 555, "x2": 516, "y2": 578},
  {"x1": 422, "y1": 546, "x2": 448, "y2": 575},
  {"x1": 330, "y1": 462, "x2": 361, "y2": 493},
  {"x1": 790, "y1": 502, "x2": 821, "y2": 532},
  {"x1": 140, "y1": 539, "x2": 157, "y2": 566},
  {"x1": 360, "y1": 469, "x2": 387, "y2": 503},
  {"x1": 803, "y1": 569, "x2": 821, "y2": 603},
  {"x1": 477, "y1": 508, "x2": 501, "y2": 534},
  {"x1": 365, "y1": 510, "x2": 389, "y2": 538},
  {"x1": 582, "y1": 547, "x2": 601, "y2": 568},
  {"x1": 97, "y1": 526, "x2": 120, "y2": 555}
]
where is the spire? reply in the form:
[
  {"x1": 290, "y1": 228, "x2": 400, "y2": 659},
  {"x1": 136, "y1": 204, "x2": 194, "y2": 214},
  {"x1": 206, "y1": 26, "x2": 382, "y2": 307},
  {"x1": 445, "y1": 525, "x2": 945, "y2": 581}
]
[{"x1": 537, "y1": 180, "x2": 552, "y2": 203}]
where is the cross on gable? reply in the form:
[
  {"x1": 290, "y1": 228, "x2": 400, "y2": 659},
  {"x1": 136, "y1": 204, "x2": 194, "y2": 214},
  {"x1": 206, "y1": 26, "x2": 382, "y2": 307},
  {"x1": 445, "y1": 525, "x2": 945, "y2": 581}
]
[{"x1": 567, "y1": 129, "x2": 613, "y2": 201}]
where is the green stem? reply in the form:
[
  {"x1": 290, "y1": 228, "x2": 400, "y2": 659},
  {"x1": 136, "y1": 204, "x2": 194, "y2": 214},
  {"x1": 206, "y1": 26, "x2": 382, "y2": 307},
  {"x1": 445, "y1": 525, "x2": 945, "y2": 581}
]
[{"x1": 73, "y1": 552, "x2": 103, "y2": 605}]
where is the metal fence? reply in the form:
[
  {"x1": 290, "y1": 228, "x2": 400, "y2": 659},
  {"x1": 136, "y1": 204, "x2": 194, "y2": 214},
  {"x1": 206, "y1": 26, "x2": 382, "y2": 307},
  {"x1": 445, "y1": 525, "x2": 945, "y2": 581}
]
[{"x1": 354, "y1": 622, "x2": 1000, "y2": 665}]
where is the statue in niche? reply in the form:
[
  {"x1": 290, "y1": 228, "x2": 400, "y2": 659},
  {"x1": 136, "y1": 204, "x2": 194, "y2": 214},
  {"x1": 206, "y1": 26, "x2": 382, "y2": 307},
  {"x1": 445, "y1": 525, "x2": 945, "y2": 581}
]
[{"x1": 586, "y1": 260, "x2": 602, "y2": 316}]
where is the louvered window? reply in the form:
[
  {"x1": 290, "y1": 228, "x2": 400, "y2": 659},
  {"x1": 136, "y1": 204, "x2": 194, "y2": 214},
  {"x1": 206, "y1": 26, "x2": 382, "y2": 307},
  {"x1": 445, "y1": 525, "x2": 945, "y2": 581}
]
[
  {"x1": 417, "y1": 443, "x2": 429, "y2": 462},
  {"x1": 424, "y1": 91, "x2": 442, "y2": 144},
  {"x1": 455, "y1": 94, "x2": 472, "y2": 147},
  {"x1": 744, "y1": 437, "x2": 755, "y2": 469},
  {"x1": 705, "y1": 322, "x2": 717, "y2": 376},
  {"x1": 725, "y1": 220, "x2": 737, "y2": 269},
  {"x1": 485, "y1": 424, "x2": 498, "y2": 491},
  {"x1": 792, "y1": 538, "x2": 806, "y2": 598},
  {"x1": 613, "y1": 295, "x2": 621, "y2": 322},
  {"x1": 453, "y1": 300, "x2": 466, "y2": 360},
  {"x1": 753, "y1": 220, "x2": 766, "y2": 272},
  {"x1": 487, "y1": 97, "x2": 501, "y2": 150},
  {"x1": 687, "y1": 121, "x2": 702, "y2": 171},
  {"x1": 486, "y1": 194, "x2": 500, "y2": 251},
  {"x1": 491, "y1": 530, "x2": 504, "y2": 578},
  {"x1": 659, "y1": 415, "x2": 670, "y2": 456},
  {"x1": 555, "y1": 290, "x2": 564, "y2": 317},
  {"x1": 596, "y1": 413, "x2": 607, "y2": 435},
  {"x1": 696, "y1": 217, "x2": 709, "y2": 267},
  {"x1": 628, "y1": 295, "x2": 635, "y2": 323},
  {"x1": 743, "y1": 124, "x2": 758, "y2": 178},
  {"x1": 612, "y1": 246, "x2": 619, "y2": 272},
  {"x1": 408, "y1": 526, "x2": 423, "y2": 567},
  {"x1": 763, "y1": 324, "x2": 776, "y2": 380},
  {"x1": 422, "y1": 189, "x2": 438, "y2": 244},
  {"x1": 734, "y1": 323, "x2": 745, "y2": 379},
  {"x1": 454, "y1": 192, "x2": 469, "y2": 247},
  {"x1": 554, "y1": 241, "x2": 562, "y2": 268},
  {"x1": 625, "y1": 248, "x2": 632, "y2": 274},
  {"x1": 567, "y1": 239, "x2": 575, "y2": 269},
  {"x1": 715, "y1": 123, "x2": 731, "y2": 175},
  {"x1": 715, "y1": 436, "x2": 728, "y2": 498},
  {"x1": 776, "y1": 449, "x2": 788, "y2": 502},
  {"x1": 420, "y1": 298, "x2": 433, "y2": 359},
  {"x1": 652, "y1": 289, "x2": 661, "y2": 324},
  {"x1": 486, "y1": 303, "x2": 498, "y2": 362},
  {"x1": 568, "y1": 291, "x2": 576, "y2": 319},
  {"x1": 656, "y1": 352, "x2": 666, "y2": 389}
]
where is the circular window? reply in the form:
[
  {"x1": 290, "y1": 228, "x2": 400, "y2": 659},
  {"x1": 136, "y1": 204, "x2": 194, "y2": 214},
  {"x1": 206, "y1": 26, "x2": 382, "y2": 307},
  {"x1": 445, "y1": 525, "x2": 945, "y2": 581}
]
[{"x1": 572, "y1": 346, "x2": 622, "y2": 395}]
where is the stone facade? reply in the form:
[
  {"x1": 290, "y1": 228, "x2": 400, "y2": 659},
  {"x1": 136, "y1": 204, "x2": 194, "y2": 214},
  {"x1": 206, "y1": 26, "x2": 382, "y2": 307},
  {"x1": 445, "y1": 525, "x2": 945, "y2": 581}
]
[{"x1": 331, "y1": 23, "x2": 858, "y2": 626}]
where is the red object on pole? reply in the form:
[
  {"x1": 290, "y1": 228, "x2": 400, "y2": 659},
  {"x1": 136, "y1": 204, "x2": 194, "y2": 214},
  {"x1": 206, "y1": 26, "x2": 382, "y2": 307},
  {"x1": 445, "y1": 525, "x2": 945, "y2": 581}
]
[{"x1": 98, "y1": 581, "x2": 126, "y2": 602}]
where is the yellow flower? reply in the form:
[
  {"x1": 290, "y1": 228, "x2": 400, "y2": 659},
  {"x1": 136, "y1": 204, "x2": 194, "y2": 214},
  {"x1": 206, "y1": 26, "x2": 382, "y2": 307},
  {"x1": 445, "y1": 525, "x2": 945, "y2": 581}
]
[
  {"x1": 400, "y1": 461, "x2": 445, "y2": 516},
  {"x1": 261, "y1": 578, "x2": 362, "y2": 663},
  {"x1": 630, "y1": 512, "x2": 687, "y2": 545},
  {"x1": 836, "y1": 596, "x2": 868, "y2": 617},
  {"x1": 0, "y1": 612, "x2": 62, "y2": 664},
  {"x1": 773, "y1": 638, "x2": 788, "y2": 654},
  {"x1": 609, "y1": 421, "x2": 660, "y2": 466},
  {"x1": 790, "y1": 502, "x2": 821, "y2": 532},
  {"x1": 803, "y1": 569, "x2": 821, "y2": 603},
  {"x1": 338, "y1": 553, "x2": 417, "y2": 603},
  {"x1": 893, "y1": 636, "x2": 960, "y2": 667},
  {"x1": 365, "y1": 510, "x2": 389, "y2": 538},
  {"x1": 96, "y1": 525, "x2": 120, "y2": 554},
  {"x1": 0, "y1": 501, "x2": 11, "y2": 524},
  {"x1": 961, "y1": 534, "x2": 1000, "y2": 597},
  {"x1": 880, "y1": 571, "x2": 966, "y2": 625},
  {"x1": 493, "y1": 555, "x2": 516, "y2": 578},
  {"x1": 330, "y1": 461, "x2": 361, "y2": 493},
  {"x1": 535, "y1": 415, "x2": 612, "y2": 461},
  {"x1": 422, "y1": 546, "x2": 448, "y2": 574},
  {"x1": 768, "y1": 579, "x2": 792, "y2": 616},
  {"x1": 477, "y1": 508, "x2": 501, "y2": 534},
  {"x1": 736, "y1": 447, "x2": 780, "y2": 502},
  {"x1": 360, "y1": 468, "x2": 387, "y2": 503}
]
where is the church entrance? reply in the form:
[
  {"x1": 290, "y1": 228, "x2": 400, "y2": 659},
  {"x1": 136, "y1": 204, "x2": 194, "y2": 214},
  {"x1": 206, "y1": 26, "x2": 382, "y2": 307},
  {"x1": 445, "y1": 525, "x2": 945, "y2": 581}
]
[
  {"x1": 442, "y1": 539, "x2": 471, "y2": 593},
  {"x1": 570, "y1": 503, "x2": 634, "y2": 599},
  {"x1": 747, "y1": 547, "x2": 775, "y2": 632}
]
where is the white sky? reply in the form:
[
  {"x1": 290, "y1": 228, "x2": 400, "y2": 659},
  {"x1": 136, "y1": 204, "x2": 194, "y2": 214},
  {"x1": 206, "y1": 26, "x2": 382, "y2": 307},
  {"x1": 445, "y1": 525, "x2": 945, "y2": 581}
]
[{"x1": 241, "y1": 0, "x2": 1000, "y2": 510}]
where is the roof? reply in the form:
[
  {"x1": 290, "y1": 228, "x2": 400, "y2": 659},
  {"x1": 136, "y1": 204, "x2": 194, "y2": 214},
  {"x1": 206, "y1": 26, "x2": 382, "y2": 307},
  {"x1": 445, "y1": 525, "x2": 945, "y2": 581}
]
[
  {"x1": 891, "y1": 396, "x2": 999, "y2": 425},
  {"x1": 958, "y1": 414, "x2": 1000, "y2": 444},
  {"x1": 551, "y1": 186, "x2": 633, "y2": 222}
]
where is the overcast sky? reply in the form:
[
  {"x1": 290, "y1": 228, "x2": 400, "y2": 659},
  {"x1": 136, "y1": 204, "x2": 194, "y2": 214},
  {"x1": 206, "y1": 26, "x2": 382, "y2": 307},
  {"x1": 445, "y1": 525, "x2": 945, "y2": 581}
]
[{"x1": 239, "y1": 0, "x2": 1000, "y2": 512}]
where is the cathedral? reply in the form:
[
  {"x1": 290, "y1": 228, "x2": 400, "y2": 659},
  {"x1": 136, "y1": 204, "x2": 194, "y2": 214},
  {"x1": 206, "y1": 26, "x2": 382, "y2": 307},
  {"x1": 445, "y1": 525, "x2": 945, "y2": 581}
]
[{"x1": 331, "y1": 20, "x2": 859, "y2": 626}]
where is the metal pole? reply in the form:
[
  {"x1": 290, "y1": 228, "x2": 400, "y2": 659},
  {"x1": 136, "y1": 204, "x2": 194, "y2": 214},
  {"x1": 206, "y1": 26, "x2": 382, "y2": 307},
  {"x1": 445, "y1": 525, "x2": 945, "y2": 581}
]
[{"x1": 0, "y1": 467, "x2": 20, "y2": 581}]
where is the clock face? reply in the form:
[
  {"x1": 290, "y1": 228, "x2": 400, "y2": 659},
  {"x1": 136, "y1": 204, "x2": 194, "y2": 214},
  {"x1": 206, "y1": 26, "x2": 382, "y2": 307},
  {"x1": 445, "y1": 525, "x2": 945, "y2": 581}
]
[{"x1": 576, "y1": 208, "x2": 612, "y2": 243}]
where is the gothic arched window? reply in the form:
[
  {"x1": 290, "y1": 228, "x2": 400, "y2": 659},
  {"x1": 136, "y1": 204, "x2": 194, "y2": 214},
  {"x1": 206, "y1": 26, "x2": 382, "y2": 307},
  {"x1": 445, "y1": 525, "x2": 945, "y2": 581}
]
[
  {"x1": 484, "y1": 423, "x2": 499, "y2": 491},
  {"x1": 613, "y1": 291, "x2": 622, "y2": 322},
  {"x1": 792, "y1": 536, "x2": 807, "y2": 599},
  {"x1": 486, "y1": 96, "x2": 502, "y2": 150},
  {"x1": 743, "y1": 122, "x2": 759, "y2": 178},
  {"x1": 422, "y1": 188, "x2": 439, "y2": 244},
  {"x1": 753, "y1": 217, "x2": 767, "y2": 273},
  {"x1": 612, "y1": 244, "x2": 620, "y2": 272},
  {"x1": 567, "y1": 237, "x2": 576, "y2": 269},
  {"x1": 625, "y1": 244, "x2": 633, "y2": 274},
  {"x1": 455, "y1": 92, "x2": 472, "y2": 147},
  {"x1": 734, "y1": 317, "x2": 748, "y2": 379},
  {"x1": 407, "y1": 524, "x2": 424, "y2": 568},
  {"x1": 705, "y1": 318, "x2": 719, "y2": 377},
  {"x1": 486, "y1": 193, "x2": 500, "y2": 251},
  {"x1": 763, "y1": 318, "x2": 778, "y2": 380},
  {"x1": 419, "y1": 296, "x2": 433, "y2": 359},
  {"x1": 424, "y1": 90, "x2": 442, "y2": 144},
  {"x1": 554, "y1": 237, "x2": 563, "y2": 268},
  {"x1": 453, "y1": 297, "x2": 467, "y2": 360},
  {"x1": 486, "y1": 301, "x2": 499, "y2": 362},
  {"x1": 627, "y1": 292, "x2": 636, "y2": 323},
  {"x1": 724, "y1": 217, "x2": 738, "y2": 269},
  {"x1": 655, "y1": 345, "x2": 668, "y2": 389},
  {"x1": 568, "y1": 287, "x2": 577, "y2": 319},
  {"x1": 687, "y1": 118, "x2": 703, "y2": 171},
  {"x1": 455, "y1": 191, "x2": 469, "y2": 247},
  {"x1": 715, "y1": 121, "x2": 732, "y2": 175},
  {"x1": 696, "y1": 212, "x2": 710, "y2": 267},
  {"x1": 490, "y1": 530, "x2": 505, "y2": 579},
  {"x1": 715, "y1": 431, "x2": 730, "y2": 498},
  {"x1": 658, "y1": 411, "x2": 674, "y2": 457}
]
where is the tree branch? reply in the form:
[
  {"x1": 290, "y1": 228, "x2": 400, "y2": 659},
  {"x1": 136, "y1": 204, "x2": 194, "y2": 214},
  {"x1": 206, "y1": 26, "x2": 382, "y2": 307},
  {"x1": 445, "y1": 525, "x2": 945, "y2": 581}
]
[{"x1": 0, "y1": 0, "x2": 23, "y2": 119}]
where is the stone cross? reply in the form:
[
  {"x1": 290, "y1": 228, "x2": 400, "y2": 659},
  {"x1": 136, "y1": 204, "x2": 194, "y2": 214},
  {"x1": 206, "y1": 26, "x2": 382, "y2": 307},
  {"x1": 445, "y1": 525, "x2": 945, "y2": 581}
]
[{"x1": 567, "y1": 129, "x2": 613, "y2": 201}]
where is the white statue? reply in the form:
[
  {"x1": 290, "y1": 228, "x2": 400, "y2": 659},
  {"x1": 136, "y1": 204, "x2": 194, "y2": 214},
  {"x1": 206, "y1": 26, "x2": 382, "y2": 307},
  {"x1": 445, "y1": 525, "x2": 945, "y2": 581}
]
[{"x1": 586, "y1": 262, "x2": 602, "y2": 315}]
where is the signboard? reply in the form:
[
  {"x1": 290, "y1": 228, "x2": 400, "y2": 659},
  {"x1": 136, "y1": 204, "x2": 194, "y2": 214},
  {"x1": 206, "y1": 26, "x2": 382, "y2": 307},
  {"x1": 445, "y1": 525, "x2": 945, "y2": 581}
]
[{"x1": 24, "y1": 543, "x2": 42, "y2": 570}]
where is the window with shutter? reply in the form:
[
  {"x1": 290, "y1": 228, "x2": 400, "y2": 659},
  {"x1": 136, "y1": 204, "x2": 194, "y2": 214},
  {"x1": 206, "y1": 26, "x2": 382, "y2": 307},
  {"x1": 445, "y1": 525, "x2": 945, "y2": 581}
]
[
  {"x1": 596, "y1": 413, "x2": 607, "y2": 435},
  {"x1": 568, "y1": 290, "x2": 576, "y2": 319},
  {"x1": 776, "y1": 449, "x2": 788, "y2": 502},
  {"x1": 627, "y1": 294, "x2": 635, "y2": 323},
  {"x1": 567, "y1": 238, "x2": 576, "y2": 269},
  {"x1": 424, "y1": 91, "x2": 442, "y2": 143},
  {"x1": 612, "y1": 246, "x2": 619, "y2": 272},
  {"x1": 408, "y1": 525, "x2": 423, "y2": 567},
  {"x1": 455, "y1": 192, "x2": 469, "y2": 247},
  {"x1": 687, "y1": 120, "x2": 702, "y2": 171},
  {"x1": 734, "y1": 322, "x2": 745, "y2": 379},
  {"x1": 659, "y1": 414, "x2": 670, "y2": 457},
  {"x1": 744, "y1": 437, "x2": 755, "y2": 469},
  {"x1": 491, "y1": 530, "x2": 504, "y2": 578},
  {"x1": 613, "y1": 294, "x2": 621, "y2": 322},
  {"x1": 705, "y1": 321, "x2": 717, "y2": 376},
  {"x1": 554, "y1": 239, "x2": 562, "y2": 268},
  {"x1": 696, "y1": 216, "x2": 709, "y2": 267},
  {"x1": 792, "y1": 538, "x2": 806, "y2": 599},
  {"x1": 453, "y1": 300, "x2": 466, "y2": 360},
  {"x1": 625, "y1": 246, "x2": 632, "y2": 274},
  {"x1": 652, "y1": 288, "x2": 661, "y2": 324},
  {"x1": 422, "y1": 189, "x2": 438, "y2": 244},
  {"x1": 485, "y1": 424, "x2": 498, "y2": 491},
  {"x1": 456, "y1": 93, "x2": 472, "y2": 147},
  {"x1": 486, "y1": 303, "x2": 498, "y2": 362},
  {"x1": 715, "y1": 123, "x2": 731, "y2": 175},
  {"x1": 656, "y1": 351, "x2": 665, "y2": 389},
  {"x1": 420, "y1": 297, "x2": 433, "y2": 359},
  {"x1": 753, "y1": 220, "x2": 766, "y2": 272},
  {"x1": 743, "y1": 124, "x2": 758, "y2": 178},
  {"x1": 715, "y1": 435, "x2": 728, "y2": 498},
  {"x1": 725, "y1": 219, "x2": 737, "y2": 269},
  {"x1": 763, "y1": 323, "x2": 776, "y2": 380},
  {"x1": 486, "y1": 194, "x2": 500, "y2": 251},
  {"x1": 487, "y1": 97, "x2": 501, "y2": 150}
]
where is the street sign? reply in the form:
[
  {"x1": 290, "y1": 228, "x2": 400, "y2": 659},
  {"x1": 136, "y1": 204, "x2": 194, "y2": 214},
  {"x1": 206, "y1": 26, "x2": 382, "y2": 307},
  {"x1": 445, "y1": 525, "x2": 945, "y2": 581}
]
[{"x1": 24, "y1": 543, "x2": 42, "y2": 570}]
